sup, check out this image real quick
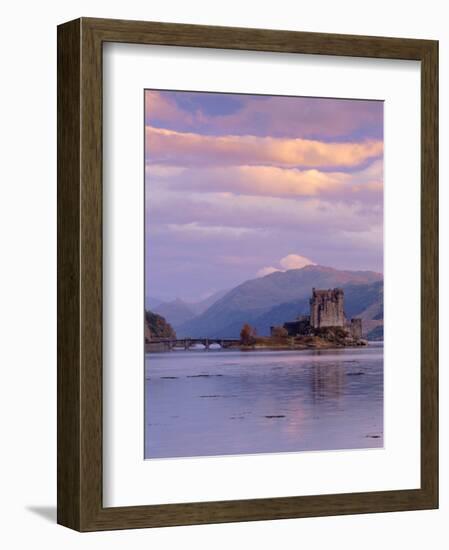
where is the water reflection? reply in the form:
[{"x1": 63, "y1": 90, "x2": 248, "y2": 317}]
[
  {"x1": 309, "y1": 363, "x2": 345, "y2": 402},
  {"x1": 145, "y1": 345, "x2": 383, "y2": 459}
]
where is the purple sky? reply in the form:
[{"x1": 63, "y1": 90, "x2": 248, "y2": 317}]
[{"x1": 145, "y1": 90, "x2": 383, "y2": 302}]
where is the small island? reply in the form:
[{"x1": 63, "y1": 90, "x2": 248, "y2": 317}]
[
  {"x1": 241, "y1": 287, "x2": 366, "y2": 350},
  {"x1": 146, "y1": 288, "x2": 367, "y2": 352}
]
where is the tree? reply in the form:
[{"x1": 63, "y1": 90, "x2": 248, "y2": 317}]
[
  {"x1": 145, "y1": 310, "x2": 176, "y2": 341},
  {"x1": 271, "y1": 326, "x2": 288, "y2": 339},
  {"x1": 240, "y1": 323, "x2": 257, "y2": 346}
]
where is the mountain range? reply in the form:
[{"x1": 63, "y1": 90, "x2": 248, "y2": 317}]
[
  {"x1": 154, "y1": 265, "x2": 383, "y2": 340},
  {"x1": 152, "y1": 289, "x2": 229, "y2": 328}
]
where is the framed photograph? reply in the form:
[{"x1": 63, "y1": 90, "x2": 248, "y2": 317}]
[{"x1": 57, "y1": 17, "x2": 438, "y2": 531}]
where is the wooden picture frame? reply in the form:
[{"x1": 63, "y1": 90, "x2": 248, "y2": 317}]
[{"x1": 57, "y1": 17, "x2": 438, "y2": 531}]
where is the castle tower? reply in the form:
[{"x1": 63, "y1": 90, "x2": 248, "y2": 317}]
[{"x1": 310, "y1": 288, "x2": 345, "y2": 328}]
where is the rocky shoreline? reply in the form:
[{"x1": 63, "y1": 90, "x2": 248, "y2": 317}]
[
  {"x1": 240, "y1": 339, "x2": 368, "y2": 352},
  {"x1": 146, "y1": 330, "x2": 368, "y2": 353}
]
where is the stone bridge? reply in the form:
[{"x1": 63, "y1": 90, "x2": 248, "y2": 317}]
[{"x1": 146, "y1": 337, "x2": 241, "y2": 352}]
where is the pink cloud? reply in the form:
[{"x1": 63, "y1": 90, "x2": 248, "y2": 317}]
[
  {"x1": 147, "y1": 160, "x2": 383, "y2": 201},
  {"x1": 145, "y1": 126, "x2": 383, "y2": 170},
  {"x1": 256, "y1": 266, "x2": 281, "y2": 278},
  {"x1": 213, "y1": 96, "x2": 382, "y2": 139},
  {"x1": 145, "y1": 91, "x2": 383, "y2": 140},
  {"x1": 280, "y1": 254, "x2": 316, "y2": 270},
  {"x1": 147, "y1": 191, "x2": 382, "y2": 237},
  {"x1": 145, "y1": 91, "x2": 194, "y2": 126},
  {"x1": 257, "y1": 254, "x2": 315, "y2": 278}
]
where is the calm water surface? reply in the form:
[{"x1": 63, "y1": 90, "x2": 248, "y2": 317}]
[{"x1": 145, "y1": 344, "x2": 383, "y2": 459}]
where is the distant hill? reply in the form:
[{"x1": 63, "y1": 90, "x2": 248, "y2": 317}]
[
  {"x1": 152, "y1": 289, "x2": 229, "y2": 330},
  {"x1": 154, "y1": 298, "x2": 197, "y2": 327},
  {"x1": 176, "y1": 265, "x2": 383, "y2": 338},
  {"x1": 365, "y1": 324, "x2": 383, "y2": 341},
  {"x1": 345, "y1": 280, "x2": 383, "y2": 340},
  {"x1": 145, "y1": 310, "x2": 176, "y2": 342},
  {"x1": 188, "y1": 289, "x2": 229, "y2": 316},
  {"x1": 145, "y1": 295, "x2": 164, "y2": 311},
  {"x1": 250, "y1": 299, "x2": 309, "y2": 335}
]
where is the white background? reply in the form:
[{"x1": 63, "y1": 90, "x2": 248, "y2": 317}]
[
  {"x1": 103, "y1": 44, "x2": 420, "y2": 506},
  {"x1": 0, "y1": 0, "x2": 446, "y2": 548}
]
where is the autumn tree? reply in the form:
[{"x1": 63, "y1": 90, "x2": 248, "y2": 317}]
[{"x1": 240, "y1": 323, "x2": 257, "y2": 346}]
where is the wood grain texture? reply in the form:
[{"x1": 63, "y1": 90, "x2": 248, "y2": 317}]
[
  {"x1": 420, "y1": 40, "x2": 439, "y2": 504},
  {"x1": 57, "y1": 18, "x2": 81, "y2": 531},
  {"x1": 57, "y1": 17, "x2": 439, "y2": 532}
]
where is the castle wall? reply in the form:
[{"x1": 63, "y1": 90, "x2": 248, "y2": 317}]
[
  {"x1": 349, "y1": 318, "x2": 363, "y2": 340},
  {"x1": 310, "y1": 288, "x2": 345, "y2": 328},
  {"x1": 282, "y1": 316, "x2": 311, "y2": 336}
]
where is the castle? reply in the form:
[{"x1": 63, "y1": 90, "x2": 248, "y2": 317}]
[
  {"x1": 310, "y1": 288, "x2": 344, "y2": 328},
  {"x1": 274, "y1": 287, "x2": 362, "y2": 340}
]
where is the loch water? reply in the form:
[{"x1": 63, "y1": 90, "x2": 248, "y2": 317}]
[{"x1": 145, "y1": 343, "x2": 383, "y2": 459}]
